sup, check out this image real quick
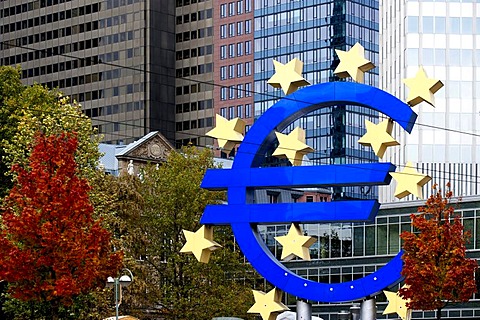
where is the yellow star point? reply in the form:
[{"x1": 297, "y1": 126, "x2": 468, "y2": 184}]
[
  {"x1": 390, "y1": 161, "x2": 432, "y2": 199},
  {"x1": 272, "y1": 127, "x2": 314, "y2": 166},
  {"x1": 248, "y1": 288, "x2": 289, "y2": 320},
  {"x1": 403, "y1": 66, "x2": 444, "y2": 107},
  {"x1": 275, "y1": 223, "x2": 316, "y2": 261},
  {"x1": 180, "y1": 225, "x2": 222, "y2": 263},
  {"x1": 206, "y1": 114, "x2": 245, "y2": 152},
  {"x1": 334, "y1": 42, "x2": 375, "y2": 83},
  {"x1": 267, "y1": 58, "x2": 310, "y2": 95},
  {"x1": 358, "y1": 119, "x2": 400, "y2": 158},
  {"x1": 383, "y1": 287, "x2": 412, "y2": 320}
]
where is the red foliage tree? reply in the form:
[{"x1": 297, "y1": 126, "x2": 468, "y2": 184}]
[
  {"x1": 400, "y1": 185, "x2": 478, "y2": 320},
  {"x1": 0, "y1": 133, "x2": 122, "y2": 318}
]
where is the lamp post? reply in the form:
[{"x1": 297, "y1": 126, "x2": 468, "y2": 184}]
[{"x1": 106, "y1": 268, "x2": 134, "y2": 320}]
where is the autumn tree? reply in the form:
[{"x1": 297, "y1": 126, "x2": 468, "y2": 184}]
[
  {"x1": 0, "y1": 133, "x2": 122, "y2": 319},
  {"x1": 400, "y1": 185, "x2": 478, "y2": 320},
  {"x1": 110, "y1": 146, "x2": 255, "y2": 320}
]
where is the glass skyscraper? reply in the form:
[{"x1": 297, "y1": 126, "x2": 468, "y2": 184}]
[
  {"x1": 380, "y1": 0, "x2": 480, "y2": 202},
  {"x1": 253, "y1": 0, "x2": 380, "y2": 200}
]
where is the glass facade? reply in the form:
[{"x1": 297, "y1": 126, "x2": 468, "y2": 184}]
[
  {"x1": 380, "y1": 0, "x2": 480, "y2": 202},
  {"x1": 253, "y1": 0, "x2": 380, "y2": 199},
  {"x1": 0, "y1": 0, "x2": 176, "y2": 145},
  {"x1": 258, "y1": 197, "x2": 480, "y2": 319}
]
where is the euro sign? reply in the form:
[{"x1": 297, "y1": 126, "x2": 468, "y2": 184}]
[{"x1": 201, "y1": 82, "x2": 417, "y2": 302}]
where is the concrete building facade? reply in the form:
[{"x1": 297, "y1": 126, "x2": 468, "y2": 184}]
[{"x1": 0, "y1": 0, "x2": 176, "y2": 145}]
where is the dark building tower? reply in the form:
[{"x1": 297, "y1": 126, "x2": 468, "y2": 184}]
[{"x1": 0, "y1": 0, "x2": 176, "y2": 145}]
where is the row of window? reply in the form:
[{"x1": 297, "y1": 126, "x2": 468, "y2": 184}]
[
  {"x1": 96, "y1": 118, "x2": 144, "y2": 134},
  {"x1": 219, "y1": 0, "x2": 252, "y2": 18},
  {"x1": 219, "y1": 104, "x2": 252, "y2": 120},
  {"x1": 175, "y1": 83, "x2": 212, "y2": 96},
  {"x1": 220, "y1": 41, "x2": 252, "y2": 59},
  {"x1": 408, "y1": 15, "x2": 480, "y2": 35},
  {"x1": 85, "y1": 101, "x2": 144, "y2": 118},
  {"x1": 0, "y1": 3, "x2": 100, "y2": 34},
  {"x1": 220, "y1": 62, "x2": 252, "y2": 80},
  {"x1": 175, "y1": 99, "x2": 213, "y2": 114},
  {"x1": 175, "y1": 62, "x2": 213, "y2": 79},
  {"x1": 176, "y1": 44, "x2": 213, "y2": 60},
  {"x1": 220, "y1": 83, "x2": 252, "y2": 100},
  {"x1": 106, "y1": 0, "x2": 142, "y2": 10},
  {"x1": 3, "y1": 22, "x2": 101, "y2": 49},
  {"x1": 18, "y1": 57, "x2": 99, "y2": 79},
  {"x1": 0, "y1": 0, "x2": 72, "y2": 19},
  {"x1": 175, "y1": 0, "x2": 208, "y2": 7},
  {"x1": 219, "y1": 21, "x2": 252, "y2": 38},
  {"x1": 175, "y1": 8, "x2": 212, "y2": 24},
  {"x1": 175, "y1": 26, "x2": 213, "y2": 43},
  {"x1": 175, "y1": 138, "x2": 199, "y2": 149},
  {"x1": 176, "y1": 116, "x2": 214, "y2": 131}
]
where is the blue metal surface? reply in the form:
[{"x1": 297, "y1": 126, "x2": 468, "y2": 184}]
[{"x1": 200, "y1": 82, "x2": 415, "y2": 302}]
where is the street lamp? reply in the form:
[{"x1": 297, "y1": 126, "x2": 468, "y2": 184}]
[{"x1": 106, "y1": 268, "x2": 134, "y2": 320}]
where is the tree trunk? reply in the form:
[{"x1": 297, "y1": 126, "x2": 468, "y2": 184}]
[{"x1": 437, "y1": 307, "x2": 442, "y2": 320}]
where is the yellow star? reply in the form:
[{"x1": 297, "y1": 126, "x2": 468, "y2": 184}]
[
  {"x1": 275, "y1": 223, "x2": 316, "y2": 261},
  {"x1": 334, "y1": 42, "x2": 375, "y2": 83},
  {"x1": 390, "y1": 162, "x2": 432, "y2": 199},
  {"x1": 383, "y1": 287, "x2": 412, "y2": 320},
  {"x1": 403, "y1": 66, "x2": 444, "y2": 107},
  {"x1": 272, "y1": 127, "x2": 314, "y2": 166},
  {"x1": 267, "y1": 58, "x2": 310, "y2": 95},
  {"x1": 358, "y1": 119, "x2": 400, "y2": 158},
  {"x1": 206, "y1": 114, "x2": 245, "y2": 152},
  {"x1": 248, "y1": 288, "x2": 289, "y2": 320},
  {"x1": 180, "y1": 225, "x2": 221, "y2": 263}
]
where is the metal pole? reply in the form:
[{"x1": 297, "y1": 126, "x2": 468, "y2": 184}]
[
  {"x1": 115, "y1": 278, "x2": 119, "y2": 320},
  {"x1": 360, "y1": 297, "x2": 376, "y2": 320},
  {"x1": 296, "y1": 299, "x2": 312, "y2": 320}
]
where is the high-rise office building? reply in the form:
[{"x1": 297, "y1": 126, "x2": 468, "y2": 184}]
[
  {"x1": 253, "y1": 0, "x2": 380, "y2": 200},
  {"x1": 0, "y1": 0, "x2": 176, "y2": 145},
  {"x1": 213, "y1": 0, "x2": 255, "y2": 149},
  {"x1": 174, "y1": 0, "x2": 216, "y2": 149},
  {"x1": 380, "y1": 0, "x2": 480, "y2": 202}
]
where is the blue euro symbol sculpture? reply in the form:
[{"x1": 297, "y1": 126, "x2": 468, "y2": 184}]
[{"x1": 200, "y1": 82, "x2": 417, "y2": 302}]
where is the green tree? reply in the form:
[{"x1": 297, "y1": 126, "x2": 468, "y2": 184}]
[
  {"x1": 112, "y1": 146, "x2": 255, "y2": 320},
  {"x1": 0, "y1": 66, "x2": 101, "y2": 195},
  {"x1": 400, "y1": 184, "x2": 478, "y2": 320}
]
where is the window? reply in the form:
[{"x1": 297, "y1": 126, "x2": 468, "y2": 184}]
[
  {"x1": 228, "y1": 106, "x2": 234, "y2": 119},
  {"x1": 220, "y1": 24, "x2": 227, "y2": 38},
  {"x1": 245, "y1": 104, "x2": 251, "y2": 118},
  {"x1": 220, "y1": 3, "x2": 227, "y2": 17},
  {"x1": 245, "y1": 20, "x2": 251, "y2": 33},
  {"x1": 245, "y1": 40, "x2": 252, "y2": 55},
  {"x1": 237, "y1": 21, "x2": 243, "y2": 35},
  {"x1": 237, "y1": 0, "x2": 243, "y2": 14},
  {"x1": 221, "y1": 87, "x2": 227, "y2": 100},
  {"x1": 237, "y1": 105, "x2": 243, "y2": 118},
  {"x1": 245, "y1": 83, "x2": 252, "y2": 97},
  {"x1": 220, "y1": 66, "x2": 227, "y2": 80},
  {"x1": 237, "y1": 42, "x2": 243, "y2": 56},
  {"x1": 237, "y1": 84, "x2": 243, "y2": 98},
  {"x1": 245, "y1": 62, "x2": 252, "y2": 76},
  {"x1": 220, "y1": 107, "x2": 227, "y2": 118},
  {"x1": 220, "y1": 45, "x2": 227, "y2": 59},
  {"x1": 229, "y1": 23, "x2": 235, "y2": 37},
  {"x1": 229, "y1": 86, "x2": 235, "y2": 99},
  {"x1": 229, "y1": 64, "x2": 235, "y2": 78},
  {"x1": 245, "y1": 0, "x2": 251, "y2": 12},
  {"x1": 229, "y1": 44, "x2": 235, "y2": 57},
  {"x1": 306, "y1": 196, "x2": 314, "y2": 202},
  {"x1": 228, "y1": 2, "x2": 234, "y2": 16},
  {"x1": 236, "y1": 63, "x2": 243, "y2": 77}
]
